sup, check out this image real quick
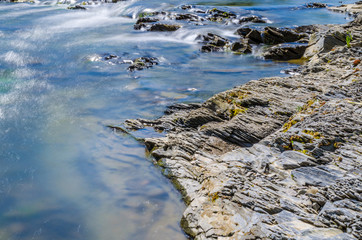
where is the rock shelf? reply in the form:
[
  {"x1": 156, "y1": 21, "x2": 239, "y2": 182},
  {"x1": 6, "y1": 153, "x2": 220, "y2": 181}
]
[{"x1": 112, "y1": 5, "x2": 362, "y2": 240}]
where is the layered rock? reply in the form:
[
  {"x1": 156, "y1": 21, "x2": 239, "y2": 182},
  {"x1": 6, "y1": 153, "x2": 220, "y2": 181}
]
[{"x1": 112, "y1": 10, "x2": 362, "y2": 240}]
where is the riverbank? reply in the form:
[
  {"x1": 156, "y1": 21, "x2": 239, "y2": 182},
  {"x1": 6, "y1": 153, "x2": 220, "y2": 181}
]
[{"x1": 117, "y1": 4, "x2": 362, "y2": 240}]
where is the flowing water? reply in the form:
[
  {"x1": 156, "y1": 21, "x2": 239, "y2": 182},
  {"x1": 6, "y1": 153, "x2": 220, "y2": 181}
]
[{"x1": 0, "y1": 0, "x2": 355, "y2": 239}]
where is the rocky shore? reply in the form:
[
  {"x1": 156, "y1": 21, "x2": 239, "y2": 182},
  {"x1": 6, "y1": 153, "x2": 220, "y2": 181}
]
[{"x1": 111, "y1": 4, "x2": 362, "y2": 240}]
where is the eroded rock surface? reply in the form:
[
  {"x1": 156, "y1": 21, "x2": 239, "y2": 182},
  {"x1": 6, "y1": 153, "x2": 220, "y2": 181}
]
[{"x1": 115, "y1": 11, "x2": 362, "y2": 240}]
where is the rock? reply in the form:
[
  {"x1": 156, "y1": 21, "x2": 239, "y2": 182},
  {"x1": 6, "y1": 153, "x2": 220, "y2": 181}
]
[
  {"x1": 206, "y1": 8, "x2": 236, "y2": 22},
  {"x1": 198, "y1": 33, "x2": 229, "y2": 52},
  {"x1": 239, "y1": 15, "x2": 266, "y2": 23},
  {"x1": 120, "y1": 9, "x2": 362, "y2": 240},
  {"x1": 246, "y1": 29, "x2": 264, "y2": 44},
  {"x1": 174, "y1": 13, "x2": 201, "y2": 22},
  {"x1": 230, "y1": 40, "x2": 252, "y2": 53},
  {"x1": 67, "y1": 5, "x2": 86, "y2": 10},
  {"x1": 127, "y1": 57, "x2": 158, "y2": 71},
  {"x1": 263, "y1": 44, "x2": 308, "y2": 60},
  {"x1": 149, "y1": 23, "x2": 180, "y2": 32},
  {"x1": 235, "y1": 27, "x2": 252, "y2": 37},
  {"x1": 276, "y1": 150, "x2": 316, "y2": 169},
  {"x1": 328, "y1": 3, "x2": 362, "y2": 15},
  {"x1": 306, "y1": 2, "x2": 327, "y2": 8},
  {"x1": 263, "y1": 27, "x2": 302, "y2": 45},
  {"x1": 180, "y1": 5, "x2": 192, "y2": 10},
  {"x1": 295, "y1": 25, "x2": 318, "y2": 34},
  {"x1": 303, "y1": 31, "x2": 346, "y2": 58}
]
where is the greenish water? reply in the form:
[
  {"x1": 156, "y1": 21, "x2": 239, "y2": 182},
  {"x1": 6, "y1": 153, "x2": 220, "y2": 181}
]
[{"x1": 0, "y1": 0, "x2": 354, "y2": 239}]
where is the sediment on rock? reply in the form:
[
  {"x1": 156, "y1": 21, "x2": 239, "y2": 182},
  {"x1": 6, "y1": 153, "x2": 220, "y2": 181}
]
[{"x1": 117, "y1": 9, "x2": 362, "y2": 240}]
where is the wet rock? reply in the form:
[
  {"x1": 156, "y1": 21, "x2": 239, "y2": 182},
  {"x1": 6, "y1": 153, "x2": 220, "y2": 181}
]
[
  {"x1": 263, "y1": 27, "x2": 302, "y2": 45},
  {"x1": 149, "y1": 23, "x2": 180, "y2": 32},
  {"x1": 230, "y1": 40, "x2": 252, "y2": 53},
  {"x1": 235, "y1": 27, "x2": 252, "y2": 37},
  {"x1": 239, "y1": 15, "x2": 266, "y2": 23},
  {"x1": 198, "y1": 33, "x2": 229, "y2": 52},
  {"x1": 180, "y1": 5, "x2": 192, "y2": 10},
  {"x1": 174, "y1": 13, "x2": 201, "y2": 22},
  {"x1": 127, "y1": 57, "x2": 158, "y2": 71},
  {"x1": 206, "y1": 8, "x2": 236, "y2": 22},
  {"x1": 67, "y1": 5, "x2": 86, "y2": 10},
  {"x1": 306, "y1": 2, "x2": 327, "y2": 8},
  {"x1": 136, "y1": 17, "x2": 159, "y2": 25},
  {"x1": 264, "y1": 44, "x2": 308, "y2": 60}
]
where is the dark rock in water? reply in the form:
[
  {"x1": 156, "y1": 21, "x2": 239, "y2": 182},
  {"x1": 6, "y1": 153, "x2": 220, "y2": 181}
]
[
  {"x1": 201, "y1": 45, "x2": 223, "y2": 53},
  {"x1": 239, "y1": 15, "x2": 266, "y2": 23},
  {"x1": 206, "y1": 8, "x2": 237, "y2": 22},
  {"x1": 306, "y1": 2, "x2": 327, "y2": 8},
  {"x1": 198, "y1": 33, "x2": 229, "y2": 52},
  {"x1": 235, "y1": 27, "x2": 252, "y2": 37},
  {"x1": 174, "y1": 13, "x2": 201, "y2": 22},
  {"x1": 263, "y1": 27, "x2": 302, "y2": 45},
  {"x1": 180, "y1": 5, "x2": 192, "y2": 10},
  {"x1": 263, "y1": 27, "x2": 286, "y2": 45},
  {"x1": 235, "y1": 28, "x2": 263, "y2": 44},
  {"x1": 103, "y1": 54, "x2": 118, "y2": 60},
  {"x1": 264, "y1": 44, "x2": 308, "y2": 60},
  {"x1": 231, "y1": 40, "x2": 252, "y2": 54},
  {"x1": 246, "y1": 29, "x2": 263, "y2": 44},
  {"x1": 67, "y1": 5, "x2": 87, "y2": 10},
  {"x1": 149, "y1": 24, "x2": 180, "y2": 32},
  {"x1": 127, "y1": 57, "x2": 158, "y2": 71},
  {"x1": 134, "y1": 17, "x2": 160, "y2": 30},
  {"x1": 136, "y1": 17, "x2": 159, "y2": 24}
]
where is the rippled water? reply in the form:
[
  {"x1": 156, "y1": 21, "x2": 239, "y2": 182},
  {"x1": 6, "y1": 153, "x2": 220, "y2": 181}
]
[{"x1": 0, "y1": 0, "x2": 354, "y2": 239}]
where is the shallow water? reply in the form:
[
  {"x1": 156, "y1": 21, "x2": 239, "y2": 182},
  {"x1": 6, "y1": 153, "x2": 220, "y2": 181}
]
[{"x1": 0, "y1": 0, "x2": 355, "y2": 239}]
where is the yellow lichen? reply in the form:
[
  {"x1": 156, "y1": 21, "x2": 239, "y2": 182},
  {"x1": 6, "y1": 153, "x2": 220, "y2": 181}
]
[
  {"x1": 283, "y1": 120, "x2": 298, "y2": 132},
  {"x1": 210, "y1": 192, "x2": 219, "y2": 203},
  {"x1": 302, "y1": 130, "x2": 323, "y2": 139},
  {"x1": 230, "y1": 107, "x2": 248, "y2": 118}
]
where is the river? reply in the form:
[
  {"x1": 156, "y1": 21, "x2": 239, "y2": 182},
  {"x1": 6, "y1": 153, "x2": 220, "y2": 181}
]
[{"x1": 0, "y1": 0, "x2": 355, "y2": 239}]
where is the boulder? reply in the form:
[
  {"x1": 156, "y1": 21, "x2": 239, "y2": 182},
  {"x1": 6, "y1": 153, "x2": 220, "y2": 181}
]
[
  {"x1": 264, "y1": 44, "x2": 308, "y2": 60},
  {"x1": 231, "y1": 41, "x2": 252, "y2": 54},
  {"x1": 263, "y1": 27, "x2": 301, "y2": 45}
]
